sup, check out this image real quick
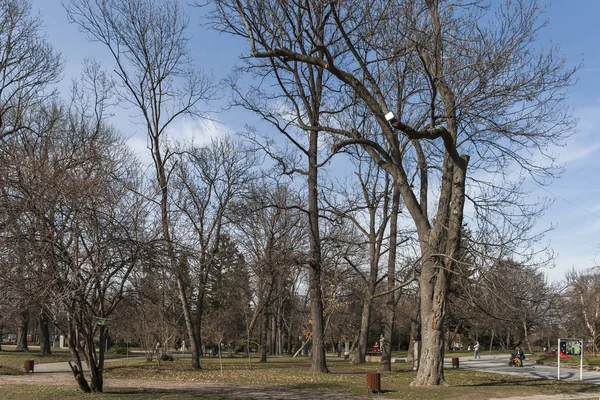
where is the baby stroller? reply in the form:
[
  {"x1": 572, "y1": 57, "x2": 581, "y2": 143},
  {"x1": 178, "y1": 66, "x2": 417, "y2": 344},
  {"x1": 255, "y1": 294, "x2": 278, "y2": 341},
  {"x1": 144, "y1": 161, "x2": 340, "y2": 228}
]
[
  {"x1": 508, "y1": 349, "x2": 524, "y2": 367},
  {"x1": 508, "y1": 353, "x2": 521, "y2": 367}
]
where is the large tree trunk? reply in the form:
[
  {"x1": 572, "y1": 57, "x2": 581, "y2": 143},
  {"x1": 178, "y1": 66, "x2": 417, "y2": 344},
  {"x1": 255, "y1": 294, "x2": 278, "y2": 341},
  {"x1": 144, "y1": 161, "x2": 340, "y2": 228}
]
[
  {"x1": 307, "y1": 130, "x2": 328, "y2": 373},
  {"x1": 380, "y1": 187, "x2": 401, "y2": 372},
  {"x1": 15, "y1": 309, "x2": 29, "y2": 351},
  {"x1": 39, "y1": 311, "x2": 52, "y2": 356},
  {"x1": 260, "y1": 307, "x2": 268, "y2": 362},
  {"x1": 354, "y1": 301, "x2": 371, "y2": 364},
  {"x1": 412, "y1": 260, "x2": 449, "y2": 386},
  {"x1": 411, "y1": 153, "x2": 468, "y2": 386}
]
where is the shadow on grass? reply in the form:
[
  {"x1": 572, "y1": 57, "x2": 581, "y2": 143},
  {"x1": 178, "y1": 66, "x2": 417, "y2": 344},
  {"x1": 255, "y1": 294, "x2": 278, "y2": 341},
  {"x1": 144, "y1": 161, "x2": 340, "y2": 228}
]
[
  {"x1": 453, "y1": 377, "x2": 600, "y2": 394},
  {"x1": 104, "y1": 389, "x2": 234, "y2": 399}
]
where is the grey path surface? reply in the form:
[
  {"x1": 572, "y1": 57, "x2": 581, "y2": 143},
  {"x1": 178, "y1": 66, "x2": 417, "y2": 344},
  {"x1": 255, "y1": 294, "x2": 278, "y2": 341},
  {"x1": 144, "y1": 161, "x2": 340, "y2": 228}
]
[
  {"x1": 446, "y1": 354, "x2": 600, "y2": 400},
  {"x1": 446, "y1": 354, "x2": 600, "y2": 384}
]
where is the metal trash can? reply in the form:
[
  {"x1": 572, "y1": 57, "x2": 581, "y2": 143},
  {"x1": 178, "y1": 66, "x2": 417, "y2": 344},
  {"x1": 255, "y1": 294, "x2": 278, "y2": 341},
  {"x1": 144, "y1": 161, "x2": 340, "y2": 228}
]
[
  {"x1": 366, "y1": 372, "x2": 380, "y2": 393},
  {"x1": 452, "y1": 357, "x2": 459, "y2": 368},
  {"x1": 24, "y1": 360, "x2": 34, "y2": 373}
]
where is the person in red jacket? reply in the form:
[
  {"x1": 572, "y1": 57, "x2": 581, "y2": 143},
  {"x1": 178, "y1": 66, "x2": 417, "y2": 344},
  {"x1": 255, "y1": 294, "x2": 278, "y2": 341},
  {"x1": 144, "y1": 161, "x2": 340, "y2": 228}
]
[{"x1": 373, "y1": 342, "x2": 380, "y2": 352}]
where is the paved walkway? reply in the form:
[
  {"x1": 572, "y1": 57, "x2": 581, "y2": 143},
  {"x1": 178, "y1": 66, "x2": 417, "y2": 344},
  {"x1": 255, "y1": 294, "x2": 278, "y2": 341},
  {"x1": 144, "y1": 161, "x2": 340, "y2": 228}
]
[
  {"x1": 445, "y1": 354, "x2": 600, "y2": 399},
  {"x1": 446, "y1": 354, "x2": 600, "y2": 383}
]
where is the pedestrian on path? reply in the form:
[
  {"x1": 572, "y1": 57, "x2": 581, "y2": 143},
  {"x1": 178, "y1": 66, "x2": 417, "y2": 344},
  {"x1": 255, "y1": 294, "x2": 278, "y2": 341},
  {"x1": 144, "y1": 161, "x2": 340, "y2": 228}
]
[{"x1": 474, "y1": 341, "x2": 480, "y2": 359}]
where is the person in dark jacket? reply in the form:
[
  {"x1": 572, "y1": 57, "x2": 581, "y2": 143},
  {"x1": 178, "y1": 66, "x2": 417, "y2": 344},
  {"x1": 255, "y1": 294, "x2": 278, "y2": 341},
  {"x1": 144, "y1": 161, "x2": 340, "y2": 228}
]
[{"x1": 515, "y1": 345, "x2": 525, "y2": 367}]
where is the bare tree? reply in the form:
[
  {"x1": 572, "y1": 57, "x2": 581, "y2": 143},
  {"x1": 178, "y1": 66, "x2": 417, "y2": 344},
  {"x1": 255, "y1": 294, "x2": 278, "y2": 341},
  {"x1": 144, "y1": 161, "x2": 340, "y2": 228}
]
[
  {"x1": 232, "y1": 182, "x2": 305, "y2": 362},
  {"x1": 216, "y1": 0, "x2": 339, "y2": 371},
  {"x1": 565, "y1": 267, "x2": 600, "y2": 356},
  {"x1": 66, "y1": 0, "x2": 215, "y2": 370},
  {"x1": 0, "y1": 63, "x2": 147, "y2": 392},
  {"x1": 171, "y1": 136, "x2": 256, "y2": 363},
  {"x1": 0, "y1": 0, "x2": 62, "y2": 139},
  {"x1": 212, "y1": 0, "x2": 577, "y2": 385}
]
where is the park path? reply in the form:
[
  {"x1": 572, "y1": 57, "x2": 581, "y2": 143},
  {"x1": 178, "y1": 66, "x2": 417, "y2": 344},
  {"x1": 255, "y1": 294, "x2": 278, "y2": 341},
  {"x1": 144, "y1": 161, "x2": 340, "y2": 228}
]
[
  {"x1": 2, "y1": 354, "x2": 600, "y2": 399},
  {"x1": 445, "y1": 354, "x2": 600, "y2": 399}
]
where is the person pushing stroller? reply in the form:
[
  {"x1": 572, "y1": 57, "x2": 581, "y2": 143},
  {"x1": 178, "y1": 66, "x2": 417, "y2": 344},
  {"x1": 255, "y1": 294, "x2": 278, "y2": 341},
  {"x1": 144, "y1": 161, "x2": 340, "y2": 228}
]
[{"x1": 509, "y1": 345, "x2": 525, "y2": 367}]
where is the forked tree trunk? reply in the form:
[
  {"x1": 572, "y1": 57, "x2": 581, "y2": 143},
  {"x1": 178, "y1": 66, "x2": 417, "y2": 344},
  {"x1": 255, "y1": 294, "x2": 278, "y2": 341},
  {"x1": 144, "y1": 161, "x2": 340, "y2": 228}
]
[{"x1": 411, "y1": 153, "x2": 468, "y2": 386}]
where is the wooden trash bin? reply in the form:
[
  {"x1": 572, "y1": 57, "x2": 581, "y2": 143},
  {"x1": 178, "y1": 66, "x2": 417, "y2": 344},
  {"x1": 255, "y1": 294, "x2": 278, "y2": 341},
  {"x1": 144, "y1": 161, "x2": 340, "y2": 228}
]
[
  {"x1": 24, "y1": 360, "x2": 34, "y2": 373},
  {"x1": 452, "y1": 357, "x2": 459, "y2": 368},
  {"x1": 366, "y1": 372, "x2": 381, "y2": 393}
]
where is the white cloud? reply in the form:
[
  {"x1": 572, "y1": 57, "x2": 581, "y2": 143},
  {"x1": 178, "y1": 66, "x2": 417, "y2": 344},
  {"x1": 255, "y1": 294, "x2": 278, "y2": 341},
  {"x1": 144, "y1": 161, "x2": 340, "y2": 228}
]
[{"x1": 124, "y1": 116, "x2": 229, "y2": 168}]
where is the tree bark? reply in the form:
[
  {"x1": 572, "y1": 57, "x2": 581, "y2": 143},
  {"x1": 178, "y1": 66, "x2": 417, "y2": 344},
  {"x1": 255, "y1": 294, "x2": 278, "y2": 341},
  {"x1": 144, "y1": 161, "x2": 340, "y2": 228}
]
[
  {"x1": 15, "y1": 309, "x2": 29, "y2": 351},
  {"x1": 354, "y1": 300, "x2": 371, "y2": 364},
  {"x1": 39, "y1": 311, "x2": 52, "y2": 356},
  {"x1": 307, "y1": 130, "x2": 328, "y2": 373},
  {"x1": 260, "y1": 307, "x2": 268, "y2": 362},
  {"x1": 380, "y1": 187, "x2": 401, "y2": 372}
]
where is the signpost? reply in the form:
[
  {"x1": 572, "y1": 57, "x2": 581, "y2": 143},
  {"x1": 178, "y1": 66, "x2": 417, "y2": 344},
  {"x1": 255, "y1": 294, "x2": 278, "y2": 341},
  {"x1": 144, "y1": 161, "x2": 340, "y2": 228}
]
[{"x1": 557, "y1": 338, "x2": 584, "y2": 381}]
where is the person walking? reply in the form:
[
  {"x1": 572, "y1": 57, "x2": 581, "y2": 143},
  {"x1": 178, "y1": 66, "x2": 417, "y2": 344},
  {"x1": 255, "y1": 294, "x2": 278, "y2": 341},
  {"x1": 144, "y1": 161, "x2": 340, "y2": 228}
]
[
  {"x1": 515, "y1": 345, "x2": 525, "y2": 367},
  {"x1": 473, "y1": 341, "x2": 480, "y2": 359}
]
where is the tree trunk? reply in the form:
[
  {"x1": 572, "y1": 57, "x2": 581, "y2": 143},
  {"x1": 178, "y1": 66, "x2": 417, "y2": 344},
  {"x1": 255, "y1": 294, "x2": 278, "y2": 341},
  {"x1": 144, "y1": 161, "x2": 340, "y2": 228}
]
[
  {"x1": 307, "y1": 130, "x2": 328, "y2": 373},
  {"x1": 15, "y1": 309, "x2": 29, "y2": 351},
  {"x1": 379, "y1": 187, "x2": 400, "y2": 372},
  {"x1": 411, "y1": 151, "x2": 468, "y2": 386},
  {"x1": 260, "y1": 307, "x2": 268, "y2": 362},
  {"x1": 270, "y1": 313, "x2": 277, "y2": 356},
  {"x1": 489, "y1": 329, "x2": 495, "y2": 352},
  {"x1": 67, "y1": 325, "x2": 91, "y2": 393},
  {"x1": 0, "y1": 324, "x2": 3, "y2": 351},
  {"x1": 354, "y1": 301, "x2": 371, "y2": 364},
  {"x1": 87, "y1": 335, "x2": 103, "y2": 393},
  {"x1": 411, "y1": 261, "x2": 449, "y2": 386},
  {"x1": 523, "y1": 320, "x2": 532, "y2": 354},
  {"x1": 39, "y1": 312, "x2": 52, "y2": 356}
]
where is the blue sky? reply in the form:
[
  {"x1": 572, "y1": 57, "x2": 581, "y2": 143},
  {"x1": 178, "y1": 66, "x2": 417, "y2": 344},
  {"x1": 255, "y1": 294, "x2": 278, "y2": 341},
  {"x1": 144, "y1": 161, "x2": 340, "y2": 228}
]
[{"x1": 30, "y1": 0, "x2": 600, "y2": 282}]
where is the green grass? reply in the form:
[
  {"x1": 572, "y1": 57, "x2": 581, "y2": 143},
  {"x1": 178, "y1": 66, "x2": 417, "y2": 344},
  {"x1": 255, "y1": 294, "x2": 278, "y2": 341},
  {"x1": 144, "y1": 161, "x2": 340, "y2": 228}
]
[
  {"x1": 536, "y1": 354, "x2": 600, "y2": 366},
  {"x1": 101, "y1": 356, "x2": 600, "y2": 399},
  {"x1": 0, "y1": 346, "x2": 129, "y2": 375}
]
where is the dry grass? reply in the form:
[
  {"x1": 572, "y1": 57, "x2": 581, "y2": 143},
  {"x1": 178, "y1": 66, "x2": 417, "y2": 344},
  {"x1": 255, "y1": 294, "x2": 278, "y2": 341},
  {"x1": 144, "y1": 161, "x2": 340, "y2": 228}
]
[{"x1": 102, "y1": 356, "x2": 600, "y2": 399}]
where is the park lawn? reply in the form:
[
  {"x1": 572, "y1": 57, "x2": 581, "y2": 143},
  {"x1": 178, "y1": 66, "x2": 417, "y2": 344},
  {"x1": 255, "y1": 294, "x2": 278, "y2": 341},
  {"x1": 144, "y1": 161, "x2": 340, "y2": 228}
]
[
  {"x1": 0, "y1": 347, "x2": 127, "y2": 375},
  {"x1": 0, "y1": 348, "x2": 74, "y2": 374},
  {"x1": 0, "y1": 385, "x2": 237, "y2": 400},
  {"x1": 103, "y1": 356, "x2": 600, "y2": 399},
  {"x1": 536, "y1": 354, "x2": 600, "y2": 366}
]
